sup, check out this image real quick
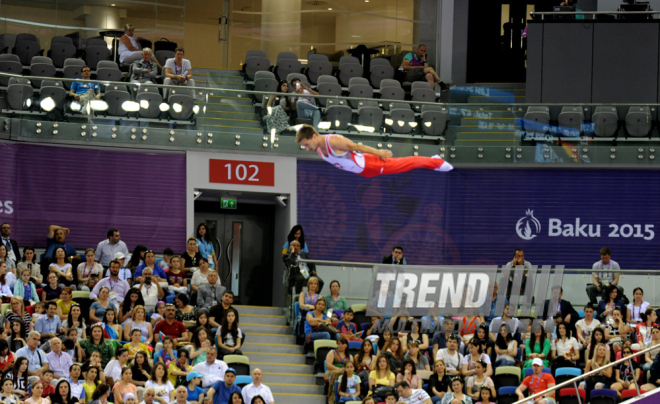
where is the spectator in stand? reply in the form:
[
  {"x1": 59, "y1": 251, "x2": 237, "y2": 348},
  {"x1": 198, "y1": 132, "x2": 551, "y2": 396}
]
[
  {"x1": 461, "y1": 339, "x2": 492, "y2": 379},
  {"x1": 299, "y1": 276, "x2": 321, "y2": 313},
  {"x1": 14, "y1": 268, "x2": 39, "y2": 306},
  {"x1": 130, "y1": 48, "x2": 158, "y2": 85},
  {"x1": 42, "y1": 273, "x2": 62, "y2": 303},
  {"x1": 163, "y1": 48, "x2": 195, "y2": 99},
  {"x1": 597, "y1": 284, "x2": 627, "y2": 325},
  {"x1": 627, "y1": 287, "x2": 650, "y2": 326},
  {"x1": 194, "y1": 224, "x2": 216, "y2": 269},
  {"x1": 291, "y1": 79, "x2": 321, "y2": 130},
  {"x1": 34, "y1": 301, "x2": 61, "y2": 342},
  {"x1": 185, "y1": 371, "x2": 205, "y2": 404},
  {"x1": 283, "y1": 240, "x2": 321, "y2": 295},
  {"x1": 604, "y1": 307, "x2": 631, "y2": 353},
  {"x1": 175, "y1": 293, "x2": 198, "y2": 323},
  {"x1": 91, "y1": 260, "x2": 131, "y2": 306},
  {"x1": 0, "y1": 262, "x2": 15, "y2": 293},
  {"x1": 439, "y1": 377, "x2": 469, "y2": 404},
  {"x1": 119, "y1": 289, "x2": 146, "y2": 327},
  {"x1": 550, "y1": 322, "x2": 580, "y2": 373},
  {"x1": 135, "y1": 251, "x2": 168, "y2": 284},
  {"x1": 216, "y1": 309, "x2": 242, "y2": 358},
  {"x1": 89, "y1": 287, "x2": 117, "y2": 324},
  {"x1": 127, "y1": 245, "x2": 148, "y2": 270},
  {"x1": 46, "y1": 338, "x2": 73, "y2": 380},
  {"x1": 0, "y1": 339, "x2": 15, "y2": 372},
  {"x1": 382, "y1": 246, "x2": 406, "y2": 265},
  {"x1": 56, "y1": 287, "x2": 76, "y2": 321},
  {"x1": 166, "y1": 257, "x2": 187, "y2": 295},
  {"x1": 485, "y1": 282, "x2": 508, "y2": 327},
  {"x1": 209, "y1": 291, "x2": 234, "y2": 329},
  {"x1": 0, "y1": 245, "x2": 16, "y2": 275},
  {"x1": 191, "y1": 327, "x2": 212, "y2": 366},
  {"x1": 403, "y1": 341, "x2": 429, "y2": 372},
  {"x1": 642, "y1": 326, "x2": 660, "y2": 373},
  {"x1": 435, "y1": 335, "x2": 463, "y2": 377},
  {"x1": 113, "y1": 367, "x2": 137, "y2": 404},
  {"x1": 130, "y1": 351, "x2": 152, "y2": 388},
  {"x1": 241, "y1": 369, "x2": 272, "y2": 404},
  {"x1": 7, "y1": 319, "x2": 26, "y2": 353},
  {"x1": 77, "y1": 323, "x2": 115, "y2": 367},
  {"x1": 1, "y1": 223, "x2": 20, "y2": 262},
  {"x1": 5, "y1": 297, "x2": 32, "y2": 334},
  {"x1": 190, "y1": 258, "x2": 210, "y2": 294},
  {"x1": 522, "y1": 325, "x2": 550, "y2": 375},
  {"x1": 68, "y1": 363, "x2": 86, "y2": 402},
  {"x1": 111, "y1": 252, "x2": 133, "y2": 285},
  {"x1": 103, "y1": 309, "x2": 123, "y2": 340},
  {"x1": 433, "y1": 318, "x2": 461, "y2": 360},
  {"x1": 493, "y1": 323, "x2": 517, "y2": 368},
  {"x1": 18, "y1": 247, "x2": 41, "y2": 286},
  {"x1": 586, "y1": 327, "x2": 610, "y2": 362},
  {"x1": 43, "y1": 225, "x2": 77, "y2": 262},
  {"x1": 504, "y1": 249, "x2": 532, "y2": 301},
  {"x1": 197, "y1": 271, "x2": 225, "y2": 308},
  {"x1": 576, "y1": 303, "x2": 600, "y2": 349},
  {"x1": 304, "y1": 297, "x2": 337, "y2": 343},
  {"x1": 637, "y1": 308, "x2": 659, "y2": 348},
  {"x1": 77, "y1": 249, "x2": 103, "y2": 292},
  {"x1": 68, "y1": 67, "x2": 101, "y2": 114},
  {"x1": 578, "y1": 343, "x2": 612, "y2": 392},
  {"x1": 611, "y1": 346, "x2": 641, "y2": 398},
  {"x1": 396, "y1": 359, "x2": 422, "y2": 389},
  {"x1": 146, "y1": 363, "x2": 175, "y2": 404},
  {"x1": 399, "y1": 44, "x2": 448, "y2": 91},
  {"x1": 23, "y1": 380, "x2": 46, "y2": 404},
  {"x1": 192, "y1": 346, "x2": 228, "y2": 391},
  {"x1": 323, "y1": 280, "x2": 347, "y2": 320},
  {"x1": 282, "y1": 225, "x2": 308, "y2": 257},
  {"x1": 426, "y1": 359, "x2": 451, "y2": 403},
  {"x1": 367, "y1": 354, "x2": 395, "y2": 400},
  {"x1": 383, "y1": 337, "x2": 404, "y2": 374},
  {"x1": 465, "y1": 360, "x2": 495, "y2": 401},
  {"x1": 516, "y1": 358, "x2": 556, "y2": 404},
  {"x1": 138, "y1": 268, "x2": 165, "y2": 313},
  {"x1": 124, "y1": 328, "x2": 150, "y2": 360},
  {"x1": 587, "y1": 247, "x2": 623, "y2": 304},
  {"x1": 159, "y1": 249, "x2": 174, "y2": 271},
  {"x1": 154, "y1": 304, "x2": 189, "y2": 346},
  {"x1": 265, "y1": 81, "x2": 293, "y2": 135},
  {"x1": 182, "y1": 238, "x2": 204, "y2": 272},
  {"x1": 168, "y1": 349, "x2": 193, "y2": 386},
  {"x1": 95, "y1": 229, "x2": 130, "y2": 268},
  {"x1": 16, "y1": 332, "x2": 49, "y2": 381},
  {"x1": 207, "y1": 368, "x2": 240, "y2": 404},
  {"x1": 50, "y1": 247, "x2": 75, "y2": 288},
  {"x1": 542, "y1": 287, "x2": 578, "y2": 337}
]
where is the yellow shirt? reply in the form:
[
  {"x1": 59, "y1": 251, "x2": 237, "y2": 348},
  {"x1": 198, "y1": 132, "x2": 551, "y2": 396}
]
[
  {"x1": 82, "y1": 381, "x2": 97, "y2": 404},
  {"x1": 167, "y1": 362, "x2": 192, "y2": 386},
  {"x1": 123, "y1": 342, "x2": 150, "y2": 356},
  {"x1": 368, "y1": 370, "x2": 395, "y2": 392},
  {"x1": 57, "y1": 299, "x2": 77, "y2": 316}
]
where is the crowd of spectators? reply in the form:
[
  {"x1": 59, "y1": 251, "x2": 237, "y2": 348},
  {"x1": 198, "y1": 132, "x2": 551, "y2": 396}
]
[{"x1": 0, "y1": 223, "x2": 276, "y2": 404}]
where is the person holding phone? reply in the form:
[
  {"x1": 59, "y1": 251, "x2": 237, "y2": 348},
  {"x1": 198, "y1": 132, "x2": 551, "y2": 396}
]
[
  {"x1": 139, "y1": 268, "x2": 165, "y2": 313},
  {"x1": 290, "y1": 78, "x2": 321, "y2": 130}
]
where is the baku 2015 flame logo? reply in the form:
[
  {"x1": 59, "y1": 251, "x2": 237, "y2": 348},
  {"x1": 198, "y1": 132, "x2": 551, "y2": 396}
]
[{"x1": 516, "y1": 209, "x2": 541, "y2": 240}]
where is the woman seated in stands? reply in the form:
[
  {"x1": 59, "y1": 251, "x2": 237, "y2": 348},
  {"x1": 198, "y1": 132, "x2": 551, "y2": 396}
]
[
  {"x1": 77, "y1": 249, "x2": 103, "y2": 292},
  {"x1": 461, "y1": 338, "x2": 492, "y2": 379},
  {"x1": 403, "y1": 321, "x2": 430, "y2": 355},
  {"x1": 576, "y1": 303, "x2": 600, "y2": 349},
  {"x1": 123, "y1": 328, "x2": 150, "y2": 360},
  {"x1": 181, "y1": 238, "x2": 204, "y2": 272},
  {"x1": 383, "y1": 337, "x2": 404, "y2": 374},
  {"x1": 325, "y1": 337, "x2": 353, "y2": 399},
  {"x1": 216, "y1": 308, "x2": 243, "y2": 358},
  {"x1": 102, "y1": 309, "x2": 123, "y2": 340},
  {"x1": 17, "y1": 247, "x2": 41, "y2": 287},
  {"x1": 585, "y1": 327, "x2": 610, "y2": 362},
  {"x1": 174, "y1": 293, "x2": 197, "y2": 323},
  {"x1": 77, "y1": 323, "x2": 115, "y2": 367},
  {"x1": 427, "y1": 359, "x2": 451, "y2": 404},
  {"x1": 597, "y1": 284, "x2": 626, "y2": 325},
  {"x1": 324, "y1": 280, "x2": 348, "y2": 321},
  {"x1": 5, "y1": 297, "x2": 31, "y2": 335},
  {"x1": 56, "y1": 287, "x2": 76, "y2": 321},
  {"x1": 578, "y1": 343, "x2": 612, "y2": 393},
  {"x1": 403, "y1": 341, "x2": 430, "y2": 371},
  {"x1": 627, "y1": 287, "x2": 649, "y2": 326},
  {"x1": 474, "y1": 324, "x2": 493, "y2": 357},
  {"x1": 123, "y1": 305, "x2": 153, "y2": 344},
  {"x1": 130, "y1": 351, "x2": 151, "y2": 388},
  {"x1": 367, "y1": 354, "x2": 395, "y2": 401},
  {"x1": 440, "y1": 377, "x2": 472, "y2": 404},
  {"x1": 459, "y1": 315, "x2": 483, "y2": 345},
  {"x1": 522, "y1": 324, "x2": 550, "y2": 375},
  {"x1": 89, "y1": 287, "x2": 117, "y2": 324},
  {"x1": 191, "y1": 326, "x2": 212, "y2": 366},
  {"x1": 127, "y1": 245, "x2": 147, "y2": 271},
  {"x1": 551, "y1": 321, "x2": 580, "y2": 373},
  {"x1": 61, "y1": 303, "x2": 86, "y2": 341},
  {"x1": 49, "y1": 247, "x2": 75, "y2": 288},
  {"x1": 299, "y1": 276, "x2": 321, "y2": 313},
  {"x1": 119, "y1": 289, "x2": 145, "y2": 327},
  {"x1": 265, "y1": 81, "x2": 294, "y2": 135},
  {"x1": 610, "y1": 345, "x2": 641, "y2": 398},
  {"x1": 0, "y1": 244, "x2": 16, "y2": 276},
  {"x1": 304, "y1": 297, "x2": 337, "y2": 342},
  {"x1": 643, "y1": 326, "x2": 660, "y2": 372},
  {"x1": 354, "y1": 339, "x2": 376, "y2": 393},
  {"x1": 465, "y1": 360, "x2": 495, "y2": 401},
  {"x1": 282, "y1": 225, "x2": 309, "y2": 257},
  {"x1": 604, "y1": 307, "x2": 631, "y2": 353},
  {"x1": 118, "y1": 24, "x2": 162, "y2": 70},
  {"x1": 636, "y1": 308, "x2": 659, "y2": 348},
  {"x1": 42, "y1": 273, "x2": 63, "y2": 303},
  {"x1": 396, "y1": 358, "x2": 422, "y2": 389},
  {"x1": 493, "y1": 323, "x2": 517, "y2": 368}
]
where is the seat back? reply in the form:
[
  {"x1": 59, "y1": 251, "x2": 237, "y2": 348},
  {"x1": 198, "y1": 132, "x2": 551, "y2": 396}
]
[
  {"x1": 276, "y1": 59, "x2": 302, "y2": 80},
  {"x1": 245, "y1": 56, "x2": 270, "y2": 80},
  {"x1": 0, "y1": 61, "x2": 24, "y2": 86},
  {"x1": 7, "y1": 84, "x2": 34, "y2": 110},
  {"x1": 309, "y1": 53, "x2": 329, "y2": 62},
  {"x1": 370, "y1": 57, "x2": 390, "y2": 67},
  {"x1": 155, "y1": 50, "x2": 175, "y2": 68},
  {"x1": 339, "y1": 56, "x2": 359, "y2": 66},
  {"x1": 626, "y1": 106, "x2": 652, "y2": 137},
  {"x1": 317, "y1": 75, "x2": 338, "y2": 86},
  {"x1": 63, "y1": 58, "x2": 85, "y2": 68},
  {"x1": 338, "y1": 63, "x2": 363, "y2": 86},
  {"x1": 51, "y1": 36, "x2": 73, "y2": 45},
  {"x1": 96, "y1": 68, "x2": 122, "y2": 82},
  {"x1": 14, "y1": 40, "x2": 42, "y2": 65},
  {"x1": 307, "y1": 61, "x2": 332, "y2": 84},
  {"x1": 84, "y1": 45, "x2": 111, "y2": 70},
  {"x1": 0, "y1": 54, "x2": 20, "y2": 63},
  {"x1": 380, "y1": 78, "x2": 401, "y2": 89},
  {"x1": 137, "y1": 92, "x2": 164, "y2": 118},
  {"x1": 86, "y1": 37, "x2": 107, "y2": 47},
  {"x1": 29, "y1": 63, "x2": 56, "y2": 87},
  {"x1": 245, "y1": 50, "x2": 266, "y2": 59},
  {"x1": 411, "y1": 88, "x2": 437, "y2": 111},
  {"x1": 348, "y1": 84, "x2": 373, "y2": 108},
  {"x1": 234, "y1": 375, "x2": 253, "y2": 389},
  {"x1": 411, "y1": 81, "x2": 432, "y2": 91},
  {"x1": 317, "y1": 83, "x2": 342, "y2": 107},
  {"x1": 348, "y1": 77, "x2": 369, "y2": 87},
  {"x1": 254, "y1": 70, "x2": 275, "y2": 81},
  {"x1": 277, "y1": 51, "x2": 298, "y2": 62},
  {"x1": 104, "y1": 90, "x2": 132, "y2": 116},
  {"x1": 49, "y1": 43, "x2": 77, "y2": 68},
  {"x1": 30, "y1": 56, "x2": 52, "y2": 65},
  {"x1": 379, "y1": 87, "x2": 405, "y2": 110},
  {"x1": 62, "y1": 66, "x2": 83, "y2": 90},
  {"x1": 357, "y1": 106, "x2": 383, "y2": 129},
  {"x1": 16, "y1": 33, "x2": 39, "y2": 44},
  {"x1": 369, "y1": 64, "x2": 395, "y2": 88},
  {"x1": 39, "y1": 85, "x2": 66, "y2": 107},
  {"x1": 168, "y1": 93, "x2": 195, "y2": 120},
  {"x1": 327, "y1": 105, "x2": 352, "y2": 129},
  {"x1": 97, "y1": 60, "x2": 119, "y2": 70}
]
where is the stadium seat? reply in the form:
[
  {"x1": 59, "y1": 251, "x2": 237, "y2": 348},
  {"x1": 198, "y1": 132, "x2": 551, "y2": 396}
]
[
  {"x1": 0, "y1": 54, "x2": 20, "y2": 63},
  {"x1": 14, "y1": 37, "x2": 43, "y2": 66},
  {"x1": 524, "y1": 106, "x2": 551, "y2": 134},
  {"x1": 0, "y1": 303, "x2": 9, "y2": 316},
  {"x1": 306, "y1": 60, "x2": 332, "y2": 85},
  {"x1": 253, "y1": 77, "x2": 278, "y2": 104},
  {"x1": 370, "y1": 64, "x2": 395, "y2": 89},
  {"x1": 317, "y1": 82, "x2": 343, "y2": 107},
  {"x1": 558, "y1": 106, "x2": 584, "y2": 136},
  {"x1": 493, "y1": 366, "x2": 521, "y2": 389},
  {"x1": 168, "y1": 90, "x2": 195, "y2": 120},
  {"x1": 223, "y1": 355, "x2": 249, "y2": 375},
  {"x1": 379, "y1": 86, "x2": 405, "y2": 110},
  {"x1": 339, "y1": 56, "x2": 360, "y2": 66},
  {"x1": 338, "y1": 63, "x2": 363, "y2": 87},
  {"x1": 314, "y1": 340, "x2": 337, "y2": 374},
  {"x1": 0, "y1": 60, "x2": 24, "y2": 86},
  {"x1": 348, "y1": 84, "x2": 373, "y2": 109},
  {"x1": 554, "y1": 367, "x2": 581, "y2": 385},
  {"x1": 621, "y1": 389, "x2": 646, "y2": 401},
  {"x1": 421, "y1": 105, "x2": 448, "y2": 136},
  {"x1": 30, "y1": 56, "x2": 52, "y2": 65},
  {"x1": 348, "y1": 77, "x2": 369, "y2": 87},
  {"x1": 104, "y1": 86, "x2": 132, "y2": 116},
  {"x1": 97, "y1": 61, "x2": 119, "y2": 70},
  {"x1": 62, "y1": 65, "x2": 82, "y2": 90},
  {"x1": 49, "y1": 41, "x2": 77, "y2": 68},
  {"x1": 524, "y1": 367, "x2": 551, "y2": 377},
  {"x1": 85, "y1": 45, "x2": 111, "y2": 70},
  {"x1": 244, "y1": 56, "x2": 271, "y2": 80},
  {"x1": 254, "y1": 70, "x2": 276, "y2": 81},
  {"x1": 370, "y1": 58, "x2": 390, "y2": 67},
  {"x1": 326, "y1": 105, "x2": 352, "y2": 130},
  {"x1": 308, "y1": 54, "x2": 329, "y2": 63},
  {"x1": 86, "y1": 37, "x2": 107, "y2": 47},
  {"x1": 286, "y1": 73, "x2": 308, "y2": 87},
  {"x1": 63, "y1": 58, "x2": 85, "y2": 69},
  {"x1": 39, "y1": 82, "x2": 67, "y2": 111},
  {"x1": 497, "y1": 386, "x2": 519, "y2": 404},
  {"x1": 592, "y1": 106, "x2": 618, "y2": 137},
  {"x1": 411, "y1": 88, "x2": 437, "y2": 112},
  {"x1": 96, "y1": 67, "x2": 122, "y2": 82},
  {"x1": 29, "y1": 63, "x2": 56, "y2": 88},
  {"x1": 358, "y1": 104, "x2": 383, "y2": 130},
  {"x1": 590, "y1": 388, "x2": 617, "y2": 404},
  {"x1": 558, "y1": 387, "x2": 586, "y2": 404},
  {"x1": 317, "y1": 75, "x2": 338, "y2": 86},
  {"x1": 7, "y1": 82, "x2": 34, "y2": 110},
  {"x1": 276, "y1": 52, "x2": 298, "y2": 62},
  {"x1": 389, "y1": 103, "x2": 416, "y2": 134},
  {"x1": 275, "y1": 59, "x2": 302, "y2": 81},
  {"x1": 137, "y1": 91, "x2": 163, "y2": 119},
  {"x1": 625, "y1": 106, "x2": 652, "y2": 137},
  {"x1": 245, "y1": 50, "x2": 266, "y2": 59},
  {"x1": 234, "y1": 375, "x2": 252, "y2": 389},
  {"x1": 155, "y1": 50, "x2": 175, "y2": 68},
  {"x1": 380, "y1": 79, "x2": 401, "y2": 89},
  {"x1": 411, "y1": 81, "x2": 432, "y2": 92}
]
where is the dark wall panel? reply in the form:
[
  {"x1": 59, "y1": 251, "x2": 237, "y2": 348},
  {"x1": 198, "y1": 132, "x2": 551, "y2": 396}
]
[
  {"x1": 592, "y1": 23, "x2": 659, "y2": 103},
  {"x1": 541, "y1": 23, "x2": 593, "y2": 103},
  {"x1": 526, "y1": 23, "x2": 544, "y2": 103}
]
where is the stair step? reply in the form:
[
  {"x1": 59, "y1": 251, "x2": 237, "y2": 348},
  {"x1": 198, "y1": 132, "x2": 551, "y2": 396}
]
[
  {"x1": 239, "y1": 313, "x2": 288, "y2": 325},
  {"x1": 202, "y1": 103, "x2": 255, "y2": 113},
  {"x1": 272, "y1": 393, "x2": 326, "y2": 404},
  {"x1": 244, "y1": 352, "x2": 307, "y2": 364},
  {"x1": 235, "y1": 305, "x2": 283, "y2": 316},
  {"x1": 262, "y1": 372, "x2": 318, "y2": 385},
  {"x1": 243, "y1": 341, "x2": 301, "y2": 354},
  {"x1": 196, "y1": 123, "x2": 263, "y2": 134},
  {"x1": 242, "y1": 323, "x2": 292, "y2": 335},
  {"x1": 251, "y1": 362, "x2": 315, "y2": 375},
  {"x1": 268, "y1": 382, "x2": 323, "y2": 395},
  {"x1": 245, "y1": 332, "x2": 295, "y2": 343},
  {"x1": 199, "y1": 116, "x2": 261, "y2": 128}
]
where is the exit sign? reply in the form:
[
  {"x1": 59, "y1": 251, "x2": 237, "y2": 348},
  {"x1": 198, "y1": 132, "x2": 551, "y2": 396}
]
[{"x1": 221, "y1": 198, "x2": 237, "y2": 209}]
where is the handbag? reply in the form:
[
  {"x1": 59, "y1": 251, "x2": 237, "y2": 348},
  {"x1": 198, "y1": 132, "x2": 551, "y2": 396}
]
[
  {"x1": 318, "y1": 323, "x2": 339, "y2": 334},
  {"x1": 372, "y1": 385, "x2": 395, "y2": 399}
]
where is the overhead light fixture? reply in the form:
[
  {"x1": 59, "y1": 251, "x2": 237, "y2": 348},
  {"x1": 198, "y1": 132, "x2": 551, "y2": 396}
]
[
  {"x1": 40, "y1": 97, "x2": 56, "y2": 112},
  {"x1": 121, "y1": 100, "x2": 139, "y2": 112}
]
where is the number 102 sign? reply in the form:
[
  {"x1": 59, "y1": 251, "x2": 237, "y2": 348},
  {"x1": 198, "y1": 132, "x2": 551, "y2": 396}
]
[{"x1": 209, "y1": 159, "x2": 275, "y2": 186}]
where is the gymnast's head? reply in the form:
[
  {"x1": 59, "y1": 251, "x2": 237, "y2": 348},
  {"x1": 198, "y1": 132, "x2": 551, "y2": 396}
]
[{"x1": 296, "y1": 124, "x2": 320, "y2": 150}]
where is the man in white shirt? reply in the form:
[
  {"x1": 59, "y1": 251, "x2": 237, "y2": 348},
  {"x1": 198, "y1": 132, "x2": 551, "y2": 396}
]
[
  {"x1": 587, "y1": 247, "x2": 623, "y2": 304},
  {"x1": 163, "y1": 48, "x2": 195, "y2": 98},
  {"x1": 106, "y1": 252, "x2": 133, "y2": 285},
  {"x1": 192, "y1": 347, "x2": 228, "y2": 391},
  {"x1": 95, "y1": 228, "x2": 129, "y2": 267},
  {"x1": 241, "y1": 368, "x2": 274, "y2": 404},
  {"x1": 45, "y1": 338, "x2": 73, "y2": 379},
  {"x1": 396, "y1": 381, "x2": 432, "y2": 404},
  {"x1": 435, "y1": 334, "x2": 463, "y2": 376}
]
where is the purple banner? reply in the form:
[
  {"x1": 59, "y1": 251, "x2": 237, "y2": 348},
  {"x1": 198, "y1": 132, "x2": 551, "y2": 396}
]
[{"x1": 0, "y1": 144, "x2": 186, "y2": 254}]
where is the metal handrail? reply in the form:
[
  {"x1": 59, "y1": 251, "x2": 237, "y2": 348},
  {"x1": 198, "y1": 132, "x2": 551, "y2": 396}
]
[
  {"x1": 531, "y1": 11, "x2": 660, "y2": 16},
  {"x1": 514, "y1": 342, "x2": 658, "y2": 404}
]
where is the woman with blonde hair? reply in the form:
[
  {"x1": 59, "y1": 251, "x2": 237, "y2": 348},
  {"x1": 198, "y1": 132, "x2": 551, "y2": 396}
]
[{"x1": 123, "y1": 305, "x2": 153, "y2": 344}]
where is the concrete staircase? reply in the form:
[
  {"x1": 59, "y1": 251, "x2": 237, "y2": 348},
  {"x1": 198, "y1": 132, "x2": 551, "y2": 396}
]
[
  {"x1": 235, "y1": 305, "x2": 326, "y2": 404},
  {"x1": 192, "y1": 69, "x2": 263, "y2": 135}
]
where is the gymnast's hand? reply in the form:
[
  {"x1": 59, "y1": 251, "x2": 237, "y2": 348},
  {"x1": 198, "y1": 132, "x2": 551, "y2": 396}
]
[{"x1": 378, "y1": 150, "x2": 393, "y2": 160}]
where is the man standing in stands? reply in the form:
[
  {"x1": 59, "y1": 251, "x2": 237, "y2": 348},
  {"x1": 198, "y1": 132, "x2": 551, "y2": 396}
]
[
  {"x1": 241, "y1": 369, "x2": 273, "y2": 404},
  {"x1": 163, "y1": 48, "x2": 195, "y2": 98},
  {"x1": 1, "y1": 223, "x2": 20, "y2": 262},
  {"x1": 587, "y1": 247, "x2": 623, "y2": 304},
  {"x1": 69, "y1": 66, "x2": 101, "y2": 113},
  {"x1": 296, "y1": 125, "x2": 453, "y2": 177},
  {"x1": 95, "y1": 228, "x2": 129, "y2": 268},
  {"x1": 284, "y1": 240, "x2": 321, "y2": 294},
  {"x1": 382, "y1": 245, "x2": 406, "y2": 265},
  {"x1": 130, "y1": 48, "x2": 158, "y2": 84},
  {"x1": 400, "y1": 44, "x2": 448, "y2": 91}
]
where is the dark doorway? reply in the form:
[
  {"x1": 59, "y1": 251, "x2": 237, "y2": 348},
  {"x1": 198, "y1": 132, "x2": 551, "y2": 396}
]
[
  {"x1": 466, "y1": 0, "x2": 557, "y2": 83},
  {"x1": 194, "y1": 201, "x2": 275, "y2": 306}
]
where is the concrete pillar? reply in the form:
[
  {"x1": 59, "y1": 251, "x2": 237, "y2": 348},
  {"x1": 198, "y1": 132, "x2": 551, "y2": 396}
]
[
  {"x1": 74, "y1": 5, "x2": 124, "y2": 39},
  {"x1": 261, "y1": 0, "x2": 302, "y2": 60}
]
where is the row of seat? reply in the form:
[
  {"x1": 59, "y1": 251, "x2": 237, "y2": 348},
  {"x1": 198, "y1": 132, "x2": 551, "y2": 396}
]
[
  {"x1": 5, "y1": 77, "x2": 197, "y2": 121},
  {"x1": 244, "y1": 50, "x2": 397, "y2": 89},
  {"x1": 524, "y1": 105, "x2": 655, "y2": 137}
]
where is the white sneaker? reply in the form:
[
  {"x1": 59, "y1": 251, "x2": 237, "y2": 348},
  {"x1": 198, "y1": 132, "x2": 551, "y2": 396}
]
[{"x1": 432, "y1": 154, "x2": 453, "y2": 172}]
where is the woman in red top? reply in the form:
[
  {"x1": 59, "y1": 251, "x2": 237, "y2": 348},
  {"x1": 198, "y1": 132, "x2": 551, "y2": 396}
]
[{"x1": 0, "y1": 340, "x2": 13, "y2": 372}]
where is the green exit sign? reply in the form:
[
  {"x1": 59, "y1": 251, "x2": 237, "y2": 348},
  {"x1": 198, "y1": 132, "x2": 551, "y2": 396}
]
[{"x1": 221, "y1": 198, "x2": 237, "y2": 209}]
